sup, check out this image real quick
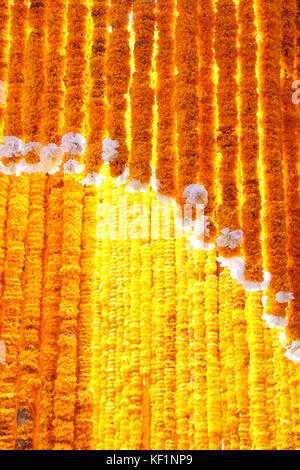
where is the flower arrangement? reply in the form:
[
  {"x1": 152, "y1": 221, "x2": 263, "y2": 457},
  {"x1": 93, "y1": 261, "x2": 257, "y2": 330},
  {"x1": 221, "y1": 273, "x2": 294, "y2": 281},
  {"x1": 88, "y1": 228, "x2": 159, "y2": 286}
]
[{"x1": 0, "y1": 0, "x2": 298, "y2": 451}]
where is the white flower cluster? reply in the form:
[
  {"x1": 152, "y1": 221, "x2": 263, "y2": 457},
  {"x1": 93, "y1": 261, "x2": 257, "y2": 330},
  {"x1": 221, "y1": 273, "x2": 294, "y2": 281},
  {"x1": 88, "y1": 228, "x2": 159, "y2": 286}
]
[
  {"x1": 261, "y1": 291, "x2": 294, "y2": 330},
  {"x1": 183, "y1": 184, "x2": 208, "y2": 207},
  {"x1": 178, "y1": 184, "x2": 214, "y2": 250},
  {"x1": 216, "y1": 228, "x2": 243, "y2": 250},
  {"x1": 261, "y1": 313, "x2": 289, "y2": 329},
  {"x1": 284, "y1": 340, "x2": 300, "y2": 363},
  {"x1": 217, "y1": 257, "x2": 271, "y2": 292},
  {"x1": 126, "y1": 178, "x2": 148, "y2": 194},
  {"x1": 82, "y1": 172, "x2": 104, "y2": 187},
  {"x1": 0, "y1": 133, "x2": 87, "y2": 175},
  {"x1": 102, "y1": 138, "x2": 119, "y2": 163},
  {"x1": 275, "y1": 291, "x2": 294, "y2": 303}
]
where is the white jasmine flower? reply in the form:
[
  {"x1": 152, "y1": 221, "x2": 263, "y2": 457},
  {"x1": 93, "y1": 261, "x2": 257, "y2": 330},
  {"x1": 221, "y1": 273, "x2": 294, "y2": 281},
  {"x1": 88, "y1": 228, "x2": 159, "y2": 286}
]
[
  {"x1": 275, "y1": 291, "x2": 294, "y2": 303},
  {"x1": 183, "y1": 184, "x2": 208, "y2": 207},
  {"x1": 40, "y1": 143, "x2": 64, "y2": 174},
  {"x1": 62, "y1": 132, "x2": 87, "y2": 156},
  {"x1": 279, "y1": 331, "x2": 289, "y2": 347},
  {"x1": 217, "y1": 256, "x2": 271, "y2": 292},
  {"x1": 126, "y1": 178, "x2": 147, "y2": 194},
  {"x1": 21, "y1": 161, "x2": 41, "y2": 174},
  {"x1": 116, "y1": 164, "x2": 129, "y2": 186},
  {"x1": 0, "y1": 136, "x2": 25, "y2": 157},
  {"x1": 102, "y1": 137, "x2": 119, "y2": 162},
  {"x1": 284, "y1": 340, "x2": 300, "y2": 363},
  {"x1": 22, "y1": 141, "x2": 42, "y2": 156},
  {"x1": 0, "y1": 162, "x2": 18, "y2": 175},
  {"x1": 189, "y1": 234, "x2": 215, "y2": 251},
  {"x1": 243, "y1": 272, "x2": 271, "y2": 292},
  {"x1": 81, "y1": 172, "x2": 104, "y2": 187},
  {"x1": 215, "y1": 228, "x2": 243, "y2": 249},
  {"x1": 194, "y1": 216, "x2": 210, "y2": 238},
  {"x1": 217, "y1": 257, "x2": 245, "y2": 283},
  {"x1": 243, "y1": 280, "x2": 264, "y2": 291},
  {"x1": 63, "y1": 159, "x2": 84, "y2": 174},
  {"x1": 261, "y1": 313, "x2": 289, "y2": 329},
  {"x1": 261, "y1": 296, "x2": 268, "y2": 308}
]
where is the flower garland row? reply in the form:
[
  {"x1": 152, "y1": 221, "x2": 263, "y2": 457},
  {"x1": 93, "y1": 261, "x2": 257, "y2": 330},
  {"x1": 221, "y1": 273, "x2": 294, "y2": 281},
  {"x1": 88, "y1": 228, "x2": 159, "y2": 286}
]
[
  {"x1": 106, "y1": 0, "x2": 131, "y2": 179},
  {"x1": 15, "y1": 0, "x2": 47, "y2": 450},
  {"x1": 127, "y1": 0, "x2": 155, "y2": 190},
  {"x1": 175, "y1": 0, "x2": 200, "y2": 203},
  {"x1": 36, "y1": 0, "x2": 67, "y2": 450},
  {"x1": 52, "y1": 0, "x2": 88, "y2": 450},
  {"x1": 0, "y1": 0, "x2": 29, "y2": 451}
]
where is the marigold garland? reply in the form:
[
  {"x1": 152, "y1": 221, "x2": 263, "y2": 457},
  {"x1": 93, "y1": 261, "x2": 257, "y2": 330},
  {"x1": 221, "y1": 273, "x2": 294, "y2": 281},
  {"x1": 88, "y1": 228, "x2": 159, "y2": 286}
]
[
  {"x1": 155, "y1": 0, "x2": 176, "y2": 199},
  {"x1": 237, "y1": 0, "x2": 263, "y2": 282},
  {"x1": 0, "y1": 0, "x2": 299, "y2": 452},
  {"x1": 232, "y1": 283, "x2": 250, "y2": 449},
  {"x1": 190, "y1": 250, "x2": 208, "y2": 449},
  {"x1": 74, "y1": 186, "x2": 98, "y2": 450},
  {"x1": 113, "y1": 191, "x2": 126, "y2": 449},
  {"x1": 175, "y1": 238, "x2": 190, "y2": 450},
  {"x1": 52, "y1": 0, "x2": 88, "y2": 450},
  {"x1": 0, "y1": 177, "x2": 29, "y2": 450},
  {"x1": 129, "y1": 0, "x2": 155, "y2": 185},
  {"x1": 219, "y1": 270, "x2": 239, "y2": 449},
  {"x1": 163, "y1": 231, "x2": 177, "y2": 450},
  {"x1": 0, "y1": 0, "x2": 10, "y2": 129},
  {"x1": 128, "y1": 234, "x2": 143, "y2": 449},
  {"x1": 281, "y1": 0, "x2": 300, "y2": 340},
  {"x1": 215, "y1": 0, "x2": 240, "y2": 254},
  {"x1": 256, "y1": 0, "x2": 290, "y2": 317},
  {"x1": 86, "y1": 0, "x2": 108, "y2": 174},
  {"x1": 36, "y1": 0, "x2": 66, "y2": 450},
  {"x1": 106, "y1": 0, "x2": 131, "y2": 178},
  {"x1": 245, "y1": 292, "x2": 270, "y2": 449},
  {"x1": 100, "y1": 179, "x2": 116, "y2": 450},
  {"x1": 175, "y1": 0, "x2": 200, "y2": 203},
  {"x1": 0, "y1": 0, "x2": 12, "y2": 327},
  {"x1": 198, "y1": 0, "x2": 217, "y2": 239},
  {"x1": 204, "y1": 251, "x2": 222, "y2": 450},
  {"x1": 0, "y1": 0, "x2": 28, "y2": 450},
  {"x1": 151, "y1": 234, "x2": 166, "y2": 450},
  {"x1": 15, "y1": 1, "x2": 46, "y2": 448}
]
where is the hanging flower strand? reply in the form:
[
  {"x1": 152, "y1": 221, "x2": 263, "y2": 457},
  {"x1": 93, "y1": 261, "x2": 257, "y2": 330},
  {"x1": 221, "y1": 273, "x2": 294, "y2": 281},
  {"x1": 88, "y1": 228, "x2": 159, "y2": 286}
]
[
  {"x1": 0, "y1": 0, "x2": 28, "y2": 451},
  {"x1": 53, "y1": 0, "x2": 89, "y2": 450},
  {"x1": 237, "y1": 0, "x2": 263, "y2": 283},
  {"x1": 175, "y1": 0, "x2": 201, "y2": 203},
  {"x1": 154, "y1": 0, "x2": 176, "y2": 201},
  {"x1": 85, "y1": 0, "x2": 108, "y2": 179},
  {"x1": 256, "y1": 0, "x2": 290, "y2": 319},
  {"x1": 215, "y1": 0, "x2": 240, "y2": 256},
  {"x1": 198, "y1": 0, "x2": 217, "y2": 240},
  {"x1": 128, "y1": 0, "x2": 155, "y2": 187},
  {"x1": 106, "y1": 0, "x2": 131, "y2": 178},
  {"x1": 280, "y1": 0, "x2": 300, "y2": 343},
  {"x1": 15, "y1": 0, "x2": 47, "y2": 450}
]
